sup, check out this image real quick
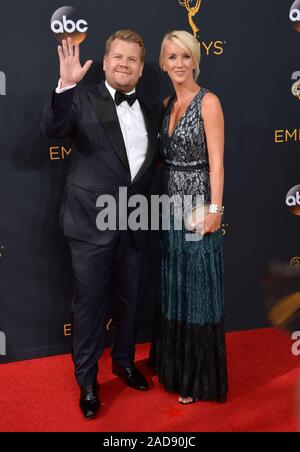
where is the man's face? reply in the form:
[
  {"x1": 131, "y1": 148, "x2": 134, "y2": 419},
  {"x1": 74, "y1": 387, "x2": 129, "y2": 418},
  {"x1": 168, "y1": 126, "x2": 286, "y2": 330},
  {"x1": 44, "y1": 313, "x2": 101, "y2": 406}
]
[{"x1": 103, "y1": 39, "x2": 144, "y2": 93}]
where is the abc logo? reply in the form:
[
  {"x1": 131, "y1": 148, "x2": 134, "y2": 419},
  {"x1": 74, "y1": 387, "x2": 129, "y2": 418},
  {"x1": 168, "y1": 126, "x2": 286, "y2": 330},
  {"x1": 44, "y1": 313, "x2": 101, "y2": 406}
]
[
  {"x1": 290, "y1": 0, "x2": 300, "y2": 32},
  {"x1": 291, "y1": 71, "x2": 300, "y2": 98},
  {"x1": 286, "y1": 185, "x2": 300, "y2": 215},
  {"x1": 51, "y1": 6, "x2": 88, "y2": 44}
]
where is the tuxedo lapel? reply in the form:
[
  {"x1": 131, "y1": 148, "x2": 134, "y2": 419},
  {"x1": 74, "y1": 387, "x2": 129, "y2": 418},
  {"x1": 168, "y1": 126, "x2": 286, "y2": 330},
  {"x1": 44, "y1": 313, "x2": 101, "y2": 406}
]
[
  {"x1": 87, "y1": 82, "x2": 130, "y2": 171},
  {"x1": 88, "y1": 82, "x2": 157, "y2": 184}
]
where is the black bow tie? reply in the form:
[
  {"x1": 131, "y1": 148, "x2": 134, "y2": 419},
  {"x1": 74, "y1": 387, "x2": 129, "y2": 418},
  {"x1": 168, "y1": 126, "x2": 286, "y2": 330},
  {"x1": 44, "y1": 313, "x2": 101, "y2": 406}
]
[{"x1": 115, "y1": 90, "x2": 137, "y2": 107}]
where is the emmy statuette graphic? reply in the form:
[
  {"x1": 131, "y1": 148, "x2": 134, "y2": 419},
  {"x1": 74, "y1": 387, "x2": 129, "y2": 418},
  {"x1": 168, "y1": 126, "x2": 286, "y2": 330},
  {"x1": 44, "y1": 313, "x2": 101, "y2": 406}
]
[{"x1": 178, "y1": 0, "x2": 202, "y2": 42}]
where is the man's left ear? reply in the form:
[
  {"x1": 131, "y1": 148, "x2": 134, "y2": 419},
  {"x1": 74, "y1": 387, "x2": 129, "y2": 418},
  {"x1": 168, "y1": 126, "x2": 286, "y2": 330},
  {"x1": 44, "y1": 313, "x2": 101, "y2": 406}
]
[{"x1": 103, "y1": 55, "x2": 107, "y2": 71}]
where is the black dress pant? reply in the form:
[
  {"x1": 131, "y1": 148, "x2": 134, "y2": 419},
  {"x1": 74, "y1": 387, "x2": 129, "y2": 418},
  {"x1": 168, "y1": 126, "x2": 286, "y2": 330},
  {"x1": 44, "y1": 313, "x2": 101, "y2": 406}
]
[{"x1": 68, "y1": 231, "x2": 146, "y2": 387}]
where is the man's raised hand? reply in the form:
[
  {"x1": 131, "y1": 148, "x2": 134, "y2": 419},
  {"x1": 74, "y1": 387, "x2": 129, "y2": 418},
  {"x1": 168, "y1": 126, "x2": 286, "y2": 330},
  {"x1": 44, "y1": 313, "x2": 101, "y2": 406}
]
[{"x1": 58, "y1": 37, "x2": 93, "y2": 88}]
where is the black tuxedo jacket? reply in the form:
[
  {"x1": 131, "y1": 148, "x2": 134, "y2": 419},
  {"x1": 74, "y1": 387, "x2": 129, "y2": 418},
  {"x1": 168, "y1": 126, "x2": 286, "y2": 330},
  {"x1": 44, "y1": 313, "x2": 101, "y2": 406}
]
[{"x1": 41, "y1": 81, "x2": 159, "y2": 247}]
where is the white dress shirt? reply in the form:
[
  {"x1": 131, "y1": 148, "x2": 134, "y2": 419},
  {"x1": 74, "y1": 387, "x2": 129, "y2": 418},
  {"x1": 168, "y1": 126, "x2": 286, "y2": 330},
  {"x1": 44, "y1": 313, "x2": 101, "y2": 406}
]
[{"x1": 56, "y1": 79, "x2": 149, "y2": 181}]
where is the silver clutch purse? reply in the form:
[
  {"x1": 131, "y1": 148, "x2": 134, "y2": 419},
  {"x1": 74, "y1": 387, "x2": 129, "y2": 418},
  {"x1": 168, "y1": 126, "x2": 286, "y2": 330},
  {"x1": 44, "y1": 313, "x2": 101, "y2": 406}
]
[{"x1": 185, "y1": 203, "x2": 209, "y2": 232}]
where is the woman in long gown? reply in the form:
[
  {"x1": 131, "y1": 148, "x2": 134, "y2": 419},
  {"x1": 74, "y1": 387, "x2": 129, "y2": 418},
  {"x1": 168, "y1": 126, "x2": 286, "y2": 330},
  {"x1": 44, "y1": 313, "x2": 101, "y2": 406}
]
[{"x1": 151, "y1": 31, "x2": 228, "y2": 404}]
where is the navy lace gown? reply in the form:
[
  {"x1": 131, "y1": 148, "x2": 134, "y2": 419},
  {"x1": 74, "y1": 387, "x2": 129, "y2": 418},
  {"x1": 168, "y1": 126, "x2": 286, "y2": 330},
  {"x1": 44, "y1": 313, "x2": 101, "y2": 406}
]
[{"x1": 151, "y1": 88, "x2": 228, "y2": 401}]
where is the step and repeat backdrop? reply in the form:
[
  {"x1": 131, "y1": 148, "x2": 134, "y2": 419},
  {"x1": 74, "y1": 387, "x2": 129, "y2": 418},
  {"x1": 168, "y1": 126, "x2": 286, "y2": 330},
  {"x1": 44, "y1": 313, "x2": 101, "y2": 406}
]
[{"x1": 0, "y1": 0, "x2": 300, "y2": 362}]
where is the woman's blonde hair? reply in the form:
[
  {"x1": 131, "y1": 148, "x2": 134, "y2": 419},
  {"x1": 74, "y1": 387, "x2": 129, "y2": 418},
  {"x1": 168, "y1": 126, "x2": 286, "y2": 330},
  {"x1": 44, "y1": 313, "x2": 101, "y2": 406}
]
[{"x1": 159, "y1": 30, "x2": 200, "y2": 80}]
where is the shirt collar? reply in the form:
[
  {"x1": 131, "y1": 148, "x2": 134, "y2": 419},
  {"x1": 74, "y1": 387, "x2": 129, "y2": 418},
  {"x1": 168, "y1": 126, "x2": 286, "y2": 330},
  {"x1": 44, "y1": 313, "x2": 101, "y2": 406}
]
[{"x1": 105, "y1": 81, "x2": 136, "y2": 102}]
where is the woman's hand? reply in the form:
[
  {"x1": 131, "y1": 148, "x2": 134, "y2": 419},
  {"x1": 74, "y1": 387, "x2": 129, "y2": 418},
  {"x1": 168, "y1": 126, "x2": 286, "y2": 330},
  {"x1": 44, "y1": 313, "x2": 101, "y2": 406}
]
[{"x1": 203, "y1": 213, "x2": 222, "y2": 234}]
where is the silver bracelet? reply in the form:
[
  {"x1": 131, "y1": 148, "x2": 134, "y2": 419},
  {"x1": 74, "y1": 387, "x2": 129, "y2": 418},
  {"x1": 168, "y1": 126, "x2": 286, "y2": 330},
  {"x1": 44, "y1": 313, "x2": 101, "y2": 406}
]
[{"x1": 209, "y1": 204, "x2": 224, "y2": 215}]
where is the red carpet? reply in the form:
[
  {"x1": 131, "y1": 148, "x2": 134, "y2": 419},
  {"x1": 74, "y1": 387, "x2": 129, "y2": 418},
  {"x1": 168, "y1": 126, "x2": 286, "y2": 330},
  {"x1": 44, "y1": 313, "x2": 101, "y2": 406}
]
[{"x1": 0, "y1": 328, "x2": 299, "y2": 432}]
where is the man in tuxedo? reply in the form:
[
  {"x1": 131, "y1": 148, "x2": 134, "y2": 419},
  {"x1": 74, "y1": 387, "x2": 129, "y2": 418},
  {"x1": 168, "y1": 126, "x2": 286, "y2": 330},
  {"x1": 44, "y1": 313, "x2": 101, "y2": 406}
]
[{"x1": 41, "y1": 30, "x2": 159, "y2": 418}]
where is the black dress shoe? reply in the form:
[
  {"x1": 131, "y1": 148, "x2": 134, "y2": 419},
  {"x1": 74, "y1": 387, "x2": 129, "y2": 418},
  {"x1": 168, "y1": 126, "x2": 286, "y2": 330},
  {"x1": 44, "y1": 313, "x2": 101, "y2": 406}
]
[
  {"x1": 112, "y1": 363, "x2": 149, "y2": 391},
  {"x1": 80, "y1": 383, "x2": 100, "y2": 419}
]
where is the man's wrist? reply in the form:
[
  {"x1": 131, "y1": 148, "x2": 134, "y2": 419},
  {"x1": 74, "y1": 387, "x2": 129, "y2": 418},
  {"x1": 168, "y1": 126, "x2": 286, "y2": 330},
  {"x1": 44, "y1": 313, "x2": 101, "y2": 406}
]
[
  {"x1": 56, "y1": 78, "x2": 77, "y2": 94},
  {"x1": 60, "y1": 79, "x2": 76, "y2": 89}
]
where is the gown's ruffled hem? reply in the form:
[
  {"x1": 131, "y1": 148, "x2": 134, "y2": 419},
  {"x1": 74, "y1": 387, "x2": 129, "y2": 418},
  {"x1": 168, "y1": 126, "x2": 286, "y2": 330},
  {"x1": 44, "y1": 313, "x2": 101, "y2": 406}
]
[{"x1": 149, "y1": 316, "x2": 228, "y2": 402}]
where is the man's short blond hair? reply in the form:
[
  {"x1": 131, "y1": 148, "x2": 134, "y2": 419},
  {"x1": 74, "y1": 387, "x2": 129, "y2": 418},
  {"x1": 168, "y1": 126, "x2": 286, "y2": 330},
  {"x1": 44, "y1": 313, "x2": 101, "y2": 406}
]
[{"x1": 105, "y1": 29, "x2": 145, "y2": 62}]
